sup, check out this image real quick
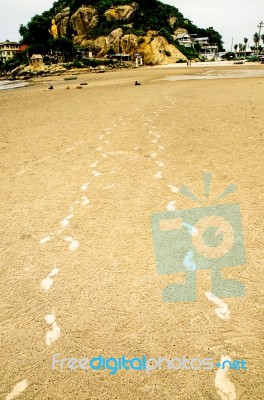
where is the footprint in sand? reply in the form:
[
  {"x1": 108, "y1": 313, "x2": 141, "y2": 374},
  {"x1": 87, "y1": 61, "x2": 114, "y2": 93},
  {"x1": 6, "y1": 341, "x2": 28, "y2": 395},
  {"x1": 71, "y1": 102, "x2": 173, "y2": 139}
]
[
  {"x1": 92, "y1": 170, "x2": 101, "y2": 177},
  {"x1": 41, "y1": 266, "x2": 60, "y2": 292},
  {"x1": 215, "y1": 356, "x2": 236, "y2": 400},
  {"x1": 44, "y1": 312, "x2": 61, "y2": 346},
  {"x1": 61, "y1": 215, "x2": 74, "y2": 228},
  {"x1": 6, "y1": 380, "x2": 28, "y2": 400},
  {"x1": 182, "y1": 222, "x2": 198, "y2": 236},
  {"x1": 166, "y1": 201, "x2": 176, "y2": 211},
  {"x1": 80, "y1": 196, "x2": 89, "y2": 206},
  {"x1": 205, "y1": 292, "x2": 231, "y2": 320},
  {"x1": 81, "y1": 182, "x2": 90, "y2": 191},
  {"x1": 154, "y1": 172, "x2": 162, "y2": 179},
  {"x1": 65, "y1": 237, "x2": 79, "y2": 251},
  {"x1": 167, "y1": 184, "x2": 179, "y2": 193},
  {"x1": 40, "y1": 236, "x2": 52, "y2": 245}
]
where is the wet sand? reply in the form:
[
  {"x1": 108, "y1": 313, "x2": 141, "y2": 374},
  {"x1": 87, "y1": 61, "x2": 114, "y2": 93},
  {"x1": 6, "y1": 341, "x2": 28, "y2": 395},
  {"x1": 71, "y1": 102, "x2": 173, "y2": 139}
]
[{"x1": 0, "y1": 64, "x2": 264, "y2": 399}]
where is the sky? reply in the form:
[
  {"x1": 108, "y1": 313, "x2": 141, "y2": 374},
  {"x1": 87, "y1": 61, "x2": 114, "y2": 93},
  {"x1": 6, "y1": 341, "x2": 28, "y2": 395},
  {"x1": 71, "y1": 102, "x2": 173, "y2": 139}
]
[{"x1": 0, "y1": 0, "x2": 263, "y2": 51}]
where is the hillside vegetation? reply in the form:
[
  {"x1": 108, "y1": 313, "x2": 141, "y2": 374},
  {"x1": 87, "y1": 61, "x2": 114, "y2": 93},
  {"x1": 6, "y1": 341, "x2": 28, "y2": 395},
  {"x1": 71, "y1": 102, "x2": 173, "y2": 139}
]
[{"x1": 18, "y1": 0, "x2": 224, "y2": 64}]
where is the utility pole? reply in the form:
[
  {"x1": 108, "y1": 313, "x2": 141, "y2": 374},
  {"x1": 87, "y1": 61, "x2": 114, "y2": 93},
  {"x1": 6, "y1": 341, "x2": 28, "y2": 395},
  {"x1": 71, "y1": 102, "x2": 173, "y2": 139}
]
[{"x1": 257, "y1": 21, "x2": 264, "y2": 51}]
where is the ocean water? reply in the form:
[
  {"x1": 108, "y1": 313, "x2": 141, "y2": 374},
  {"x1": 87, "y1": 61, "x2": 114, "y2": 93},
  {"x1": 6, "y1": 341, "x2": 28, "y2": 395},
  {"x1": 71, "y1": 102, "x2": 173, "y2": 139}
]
[{"x1": 0, "y1": 80, "x2": 30, "y2": 91}]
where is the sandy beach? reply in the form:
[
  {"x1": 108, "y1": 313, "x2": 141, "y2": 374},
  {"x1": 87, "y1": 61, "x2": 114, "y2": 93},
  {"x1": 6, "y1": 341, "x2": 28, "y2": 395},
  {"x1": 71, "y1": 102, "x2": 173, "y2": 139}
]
[{"x1": 0, "y1": 63, "x2": 264, "y2": 399}]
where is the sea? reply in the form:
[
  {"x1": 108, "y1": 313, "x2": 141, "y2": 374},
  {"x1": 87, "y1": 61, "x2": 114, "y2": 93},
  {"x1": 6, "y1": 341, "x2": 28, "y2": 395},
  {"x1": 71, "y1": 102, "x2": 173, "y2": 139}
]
[{"x1": 0, "y1": 80, "x2": 30, "y2": 91}]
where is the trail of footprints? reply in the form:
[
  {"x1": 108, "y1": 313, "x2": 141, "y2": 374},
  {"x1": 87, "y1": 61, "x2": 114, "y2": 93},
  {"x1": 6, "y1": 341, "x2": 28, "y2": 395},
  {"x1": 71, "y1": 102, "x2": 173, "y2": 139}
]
[
  {"x1": 39, "y1": 113, "x2": 132, "y2": 352},
  {"x1": 13, "y1": 98, "x2": 235, "y2": 399},
  {"x1": 135, "y1": 101, "x2": 236, "y2": 400}
]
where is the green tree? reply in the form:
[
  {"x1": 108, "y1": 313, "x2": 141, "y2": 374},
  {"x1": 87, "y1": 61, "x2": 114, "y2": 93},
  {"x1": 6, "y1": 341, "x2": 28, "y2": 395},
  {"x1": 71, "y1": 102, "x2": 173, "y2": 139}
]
[
  {"x1": 253, "y1": 32, "x2": 260, "y2": 52},
  {"x1": 234, "y1": 44, "x2": 238, "y2": 58},
  {"x1": 3, "y1": 56, "x2": 21, "y2": 72},
  {"x1": 19, "y1": 12, "x2": 52, "y2": 46},
  {"x1": 243, "y1": 37, "x2": 248, "y2": 57},
  {"x1": 238, "y1": 43, "x2": 243, "y2": 59}
]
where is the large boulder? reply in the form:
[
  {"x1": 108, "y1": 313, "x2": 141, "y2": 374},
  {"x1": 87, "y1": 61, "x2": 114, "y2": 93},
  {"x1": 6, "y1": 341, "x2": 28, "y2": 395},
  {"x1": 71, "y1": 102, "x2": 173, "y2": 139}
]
[
  {"x1": 106, "y1": 28, "x2": 123, "y2": 53},
  {"x1": 70, "y1": 6, "x2": 99, "y2": 43},
  {"x1": 174, "y1": 27, "x2": 188, "y2": 36},
  {"x1": 55, "y1": 7, "x2": 71, "y2": 37},
  {"x1": 104, "y1": 3, "x2": 139, "y2": 21},
  {"x1": 120, "y1": 34, "x2": 138, "y2": 54},
  {"x1": 139, "y1": 31, "x2": 187, "y2": 65}
]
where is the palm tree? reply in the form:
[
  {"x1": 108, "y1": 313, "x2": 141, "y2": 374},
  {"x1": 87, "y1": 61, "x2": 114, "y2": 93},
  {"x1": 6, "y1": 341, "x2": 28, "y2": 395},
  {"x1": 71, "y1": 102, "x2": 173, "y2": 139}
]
[
  {"x1": 253, "y1": 32, "x2": 260, "y2": 52},
  {"x1": 234, "y1": 44, "x2": 238, "y2": 58},
  {"x1": 261, "y1": 34, "x2": 264, "y2": 46},
  {"x1": 238, "y1": 43, "x2": 243, "y2": 59},
  {"x1": 242, "y1": 44, "x2": 246, "y2": 59},
  {"x1": 244, "y1": 38, "x2": 248, "y2": 57}
]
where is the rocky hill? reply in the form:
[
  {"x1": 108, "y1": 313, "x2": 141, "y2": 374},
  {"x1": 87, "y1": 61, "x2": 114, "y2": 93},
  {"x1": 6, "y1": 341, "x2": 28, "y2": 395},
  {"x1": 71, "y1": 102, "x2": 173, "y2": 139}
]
[{"x1": 19, "y1": 0, "x2": 224, "y2": 65}]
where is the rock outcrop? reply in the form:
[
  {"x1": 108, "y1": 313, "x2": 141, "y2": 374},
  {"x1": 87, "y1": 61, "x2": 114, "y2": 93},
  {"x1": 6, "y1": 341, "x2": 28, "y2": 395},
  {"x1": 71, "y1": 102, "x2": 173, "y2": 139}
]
[
  {"x1": 174, "y1": 27, "x2": 188, "y2": 35},
  {"x1": 104, "y1": 3, "x2": 139, "y2": 21},
  {"x1": 82, "y1": 29, "x2": 186, "y2": 64},
  {"x1": 70, "y1": 6, "x2": 99, "y2": 43},
  {"x1": 52, "y1": 3, "x2": 187, "y2": 64},
  {"x1": 138, "y1": 31, "x2": 186, "y2": 65},
  {"x1": 55, "y1": 7, "x2": 71, "y2": 37},
  {"x1": 168, "y1": 16, "x2": 177, "y2": 28}
]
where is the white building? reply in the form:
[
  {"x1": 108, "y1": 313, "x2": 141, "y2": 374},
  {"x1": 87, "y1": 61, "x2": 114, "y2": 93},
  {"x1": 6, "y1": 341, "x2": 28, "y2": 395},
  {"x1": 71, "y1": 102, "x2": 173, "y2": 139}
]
[
  {"x1": 0, "y1": 40, "x2": 19, "y2": 62},
  {"x1": 176, "y1": 33, "x2": 194, "y2": 48},
  {"x1": 195, "y1": 37, "x2": 218, "y2": 60}
]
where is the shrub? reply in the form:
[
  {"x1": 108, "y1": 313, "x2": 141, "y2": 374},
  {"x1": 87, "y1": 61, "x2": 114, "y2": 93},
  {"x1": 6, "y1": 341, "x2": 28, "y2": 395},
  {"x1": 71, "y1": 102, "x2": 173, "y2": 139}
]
[
  {"x1": 72, "y1": 60, "x2": 84, "y2": 68},
  {"x1": 4, "y1": 57, "x2": 21, "y2": 72},
  {"x1": 138, "y1": 37, "x2": 145, "y2": 45},
  {"x1": 164, "y1": 50, "x2": 171, "y2": 57}
]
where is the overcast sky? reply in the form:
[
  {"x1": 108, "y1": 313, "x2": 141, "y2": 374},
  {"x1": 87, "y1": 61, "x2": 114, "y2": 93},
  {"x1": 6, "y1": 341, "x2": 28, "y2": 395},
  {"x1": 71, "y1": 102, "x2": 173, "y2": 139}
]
[{"x1": 0, "y1": 0, "x2": 263, "y2": 50}]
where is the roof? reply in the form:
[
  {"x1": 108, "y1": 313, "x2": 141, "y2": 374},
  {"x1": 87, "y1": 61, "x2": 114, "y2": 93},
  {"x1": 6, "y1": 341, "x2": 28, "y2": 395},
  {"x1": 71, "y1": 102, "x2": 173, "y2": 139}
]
[
  {"x1": 0, "y1": 40, "x2": 19, "y2": 45},
  {"x1": 19, "y1": 45, "x2": 29, "y2": 52},
  {"x1": 176, "y1": 34, "x2": 190, "y2": 39},
  {"x1": 31, "y1": 54, "x2": 43, "y2": 59},
  {"x1": 195, "y1": 37, "x2": 209, "y2": 41}
]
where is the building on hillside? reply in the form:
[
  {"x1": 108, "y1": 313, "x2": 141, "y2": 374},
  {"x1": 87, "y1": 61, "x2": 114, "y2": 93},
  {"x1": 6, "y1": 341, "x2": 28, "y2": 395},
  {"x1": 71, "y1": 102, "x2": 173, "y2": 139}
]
[
  {"x1": 0, "y1": 40, "x2": 19, "y2": 62},
  {"x1": 195, "y1": 37, "x2": 218, "y2": 60},
  {"x1": 175, "y1": 33, "x2": 194, "y2": 48},
  {"x1": 194, "y1": 37, "x2": 210, "y2": 46},
  {"x1": 31, "y1": 54, "x2": 44, "y2": 66}
]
